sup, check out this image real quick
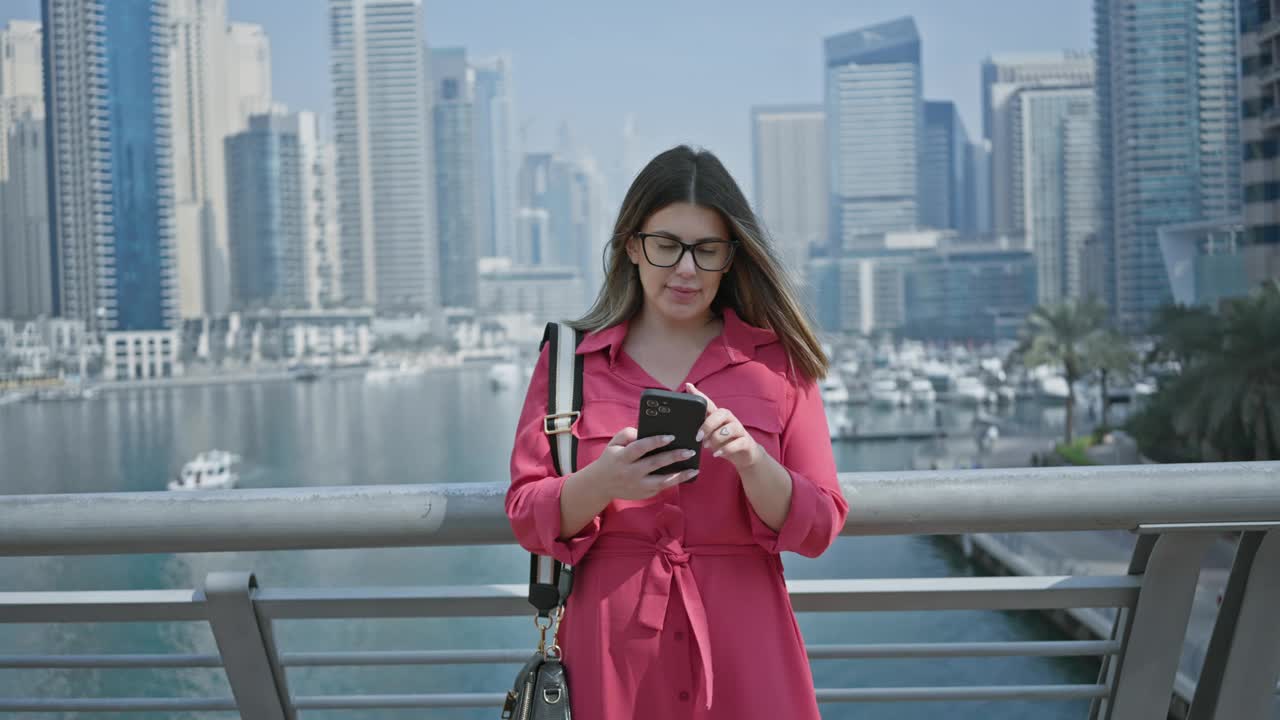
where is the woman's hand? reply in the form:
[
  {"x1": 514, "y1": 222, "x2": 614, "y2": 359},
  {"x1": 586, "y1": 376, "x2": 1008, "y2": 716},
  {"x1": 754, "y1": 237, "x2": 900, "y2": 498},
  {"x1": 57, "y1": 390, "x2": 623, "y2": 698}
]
[
  {"x1": 581, "y1": 427, "x2": 699, "y2": 502},
  {"x1": 686, "y1": 382, "x2": 763, "y2": 472}
]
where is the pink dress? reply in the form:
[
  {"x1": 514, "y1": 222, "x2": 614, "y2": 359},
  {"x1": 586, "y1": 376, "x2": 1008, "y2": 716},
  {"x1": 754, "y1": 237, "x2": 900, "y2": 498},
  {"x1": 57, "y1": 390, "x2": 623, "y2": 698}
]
[{"x1": 506, "y1": 309, "x2": 848, "y2": 719}]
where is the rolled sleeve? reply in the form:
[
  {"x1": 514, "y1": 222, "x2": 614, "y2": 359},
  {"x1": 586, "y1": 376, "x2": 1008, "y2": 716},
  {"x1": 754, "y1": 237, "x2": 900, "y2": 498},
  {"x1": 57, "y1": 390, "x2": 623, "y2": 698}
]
[
  {"x1": 505, "y1": 344, "x2": 601, "y2": 565},
  {"x1": 749, "y1": 376, "x2": 849, "y2": 557}
]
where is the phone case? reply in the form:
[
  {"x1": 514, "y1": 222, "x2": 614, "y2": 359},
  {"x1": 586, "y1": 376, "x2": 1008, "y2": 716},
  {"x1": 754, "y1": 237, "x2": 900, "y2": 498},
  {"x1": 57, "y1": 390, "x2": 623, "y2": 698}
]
[{"x1": 636, "y1": 388, "x2": 708, "y2": 477}]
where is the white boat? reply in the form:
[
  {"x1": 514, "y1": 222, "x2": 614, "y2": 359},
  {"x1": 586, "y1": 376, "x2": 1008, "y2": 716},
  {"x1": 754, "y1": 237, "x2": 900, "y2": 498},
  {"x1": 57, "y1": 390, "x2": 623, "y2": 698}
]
[
  {"x1": 951, "y1": 376, "x2": 991, "y2": 406},
  {"x1": 869, "y1": 378, "x2": 903, "y2": 408},
  {"x1": 167, "y1": 450, "x2": 241, "y2": 491},
  {"x1": 921, "y1": 361, "x2": 956, "y2": 393},
  {"x1": 819, "y1": 375, "x2": 850, "y2": 406},
  {"x1": 908, "y1": 378, "x2": 936, "y2": 405},
  {"x1": 1037, "y1": 375, "x2": 1071, "y2": 404}
]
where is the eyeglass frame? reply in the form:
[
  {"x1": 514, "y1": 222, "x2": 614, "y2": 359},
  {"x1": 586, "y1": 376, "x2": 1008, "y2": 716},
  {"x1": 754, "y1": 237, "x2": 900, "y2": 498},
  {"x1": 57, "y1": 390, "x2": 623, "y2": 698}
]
[{"x1": 633, "y1": 232, "x2": 740, "y2": 272}]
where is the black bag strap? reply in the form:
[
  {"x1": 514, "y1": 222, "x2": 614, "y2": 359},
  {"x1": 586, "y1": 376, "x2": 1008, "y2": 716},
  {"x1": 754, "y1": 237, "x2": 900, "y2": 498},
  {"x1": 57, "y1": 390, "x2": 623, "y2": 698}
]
[{"x1": 528, "y1": 322, "x2": 583, "y2": 617}]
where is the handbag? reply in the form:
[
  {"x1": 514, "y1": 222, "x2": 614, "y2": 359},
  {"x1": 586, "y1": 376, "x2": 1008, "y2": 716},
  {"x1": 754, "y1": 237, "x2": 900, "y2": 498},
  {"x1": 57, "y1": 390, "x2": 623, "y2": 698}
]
[{"x1": 501, "y1": 322, "x2": 582, "y2": 720}]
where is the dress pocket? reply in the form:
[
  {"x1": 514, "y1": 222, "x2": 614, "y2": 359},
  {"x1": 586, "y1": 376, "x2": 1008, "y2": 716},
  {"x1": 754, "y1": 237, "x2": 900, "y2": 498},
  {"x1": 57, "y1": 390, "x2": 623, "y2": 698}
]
[{"x1": 570, "y1": 400, "x2": 629, "y2": 468}]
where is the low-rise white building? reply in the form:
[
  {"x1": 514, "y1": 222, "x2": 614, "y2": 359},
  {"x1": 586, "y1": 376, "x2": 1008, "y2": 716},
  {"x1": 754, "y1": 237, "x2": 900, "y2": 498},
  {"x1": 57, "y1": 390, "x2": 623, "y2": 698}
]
[{"x1": 105, "y1": 331, "x2": 182, "y2": 381}]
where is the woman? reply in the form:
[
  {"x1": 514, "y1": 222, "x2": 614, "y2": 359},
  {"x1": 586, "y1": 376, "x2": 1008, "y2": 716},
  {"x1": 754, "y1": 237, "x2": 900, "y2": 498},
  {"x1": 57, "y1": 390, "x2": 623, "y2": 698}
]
[{"x1": 507, "y1": 145, "x2": 847, "y2": 719}]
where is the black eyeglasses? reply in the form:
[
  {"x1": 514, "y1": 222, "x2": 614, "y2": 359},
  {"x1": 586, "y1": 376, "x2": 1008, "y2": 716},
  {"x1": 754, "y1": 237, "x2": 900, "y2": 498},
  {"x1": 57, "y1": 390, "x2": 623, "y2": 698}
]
[{"x1": 636, "y1": 232, "x2": 738, "y2": 272}]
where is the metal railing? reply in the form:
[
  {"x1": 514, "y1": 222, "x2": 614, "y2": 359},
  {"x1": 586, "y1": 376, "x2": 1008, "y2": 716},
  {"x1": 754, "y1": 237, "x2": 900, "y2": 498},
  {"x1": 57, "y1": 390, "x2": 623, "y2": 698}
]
[{"x1": 1, "y1": 461, "x2": 1278, "y2": 719}]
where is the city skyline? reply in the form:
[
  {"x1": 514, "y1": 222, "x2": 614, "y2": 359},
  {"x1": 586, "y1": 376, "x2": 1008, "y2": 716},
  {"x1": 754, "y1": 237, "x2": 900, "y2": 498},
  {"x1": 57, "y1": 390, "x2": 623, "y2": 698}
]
[{"x1": 0, "y1": 0, "x2": 1093, "y2": 200}]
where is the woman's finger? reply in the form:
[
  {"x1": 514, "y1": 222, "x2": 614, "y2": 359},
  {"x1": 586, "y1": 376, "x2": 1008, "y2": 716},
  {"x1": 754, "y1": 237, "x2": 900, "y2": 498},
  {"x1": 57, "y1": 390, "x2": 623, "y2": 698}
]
[
  {"x1": 697, "y1": 408, "x2": 734, "y2": 444},
  {"x1": 608, "y1": 427, "x2": 638, "y2": 446},
  {"x1": 659, "y1": 468, "x2": 700, "y2": 488},
  {"x1": 684, "y1": 382, "x2": 717, "y2": 414},
  {"x1": 708, "y1": 421, "x2": 743, "y2": 452},
  {"x1": 713, "y1": 435, "x2": 753, "y2": 459}
]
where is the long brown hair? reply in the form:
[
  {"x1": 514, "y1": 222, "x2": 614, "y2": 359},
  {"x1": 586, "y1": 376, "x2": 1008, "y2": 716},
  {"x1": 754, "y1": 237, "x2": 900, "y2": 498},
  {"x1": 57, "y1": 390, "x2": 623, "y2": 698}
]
[{"x1": 572, "y1": 145, "x2": 828, "y2": 380}]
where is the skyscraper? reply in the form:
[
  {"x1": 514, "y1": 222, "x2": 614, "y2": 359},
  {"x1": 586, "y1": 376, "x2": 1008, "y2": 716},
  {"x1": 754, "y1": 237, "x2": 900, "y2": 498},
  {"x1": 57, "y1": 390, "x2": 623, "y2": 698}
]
[
  {"x1": 43, "y1": 0, "x2": 177, "y2": 332},
  {"x1": 0, "y1": 20, "x2": 43, "y2": 176},
  {"x1": 751, "y1": 104, "x2": 826, "y2": 282},
  {"x1": 516, "y1": 144, "x2": 607, "y2": 305},
  {"x1": 300, "y1": 115, "x2": 340, "y2": 309},
  {"x1": 1, "y1": 110, "x2": 51, "y2": 321},
  {"x1": 472, "y1": 55, "x2": 517, "y2": 261},
  {"x1": 1237, "y1": 0, "x2": 1280, "y2": 284},
  {"x1": 330, "y1": 0, "x2": 436, "y2": 313},
  {"x1": 431, "y1": 47, "x2": 478, "y2": 310},
  {"x1": 0, "y1": 20, "x2": 50, "y2": 320},
  {"x1": 981, "y1": 52, "x2": 1095, "y2": 239},
  {"x1": 1016, "y1": 86, "x2": 1098, "y2": 303},
  {"x1": 824, "y1": 17, "x2": 923, "y2": 249},
  {"x1": 225, "y1": 22, "x2": 270, "y2": 134},
  {"x1": 921, "y1": 100, "x2": 969, "y2": 233},
  {"x1": 225, "y1": 111, "x2": 306, "y2": 309},
  {"x1": 1096, "y1": 0, "x2": 1241, "y2": 329},
  {"x1": 169, "y1": 0, "x2": 232, "y2": 318}
]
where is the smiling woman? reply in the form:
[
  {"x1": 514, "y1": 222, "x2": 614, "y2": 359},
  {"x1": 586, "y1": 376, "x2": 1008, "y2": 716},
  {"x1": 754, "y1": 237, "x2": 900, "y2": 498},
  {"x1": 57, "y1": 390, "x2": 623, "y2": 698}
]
[{"x1": 506, "y1": 145, "x2": 846, "y2": 719}]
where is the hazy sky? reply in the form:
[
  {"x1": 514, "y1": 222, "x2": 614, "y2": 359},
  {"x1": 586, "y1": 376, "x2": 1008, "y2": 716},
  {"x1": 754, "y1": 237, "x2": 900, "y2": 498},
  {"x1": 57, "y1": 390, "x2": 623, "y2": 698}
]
[{"x1": 2, "y1": 0, "x2": 1092, "y2": 201}]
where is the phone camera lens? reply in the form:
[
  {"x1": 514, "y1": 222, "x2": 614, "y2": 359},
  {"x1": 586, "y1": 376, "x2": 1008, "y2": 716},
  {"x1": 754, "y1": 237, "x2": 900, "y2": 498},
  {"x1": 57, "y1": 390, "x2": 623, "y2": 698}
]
[
  {"x1": 645, "y1": 409, "x2": 658, "y2": 417},
  {"x1": 645, "y1": 400, "x2": 659, "y2": 408},
  {"x1": 658, "y1": 406, "x2": 670, "y2": 414}
]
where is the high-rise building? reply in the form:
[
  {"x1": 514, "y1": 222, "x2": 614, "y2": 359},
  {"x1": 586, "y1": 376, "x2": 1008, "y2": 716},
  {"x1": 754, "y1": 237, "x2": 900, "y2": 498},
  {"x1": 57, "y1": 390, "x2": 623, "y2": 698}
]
[
  {"x1": 1237, "y1": 0, "x2": 1280, "y2": 285},
  {"x1": 557, "y1": 147, "x2": 609, "y2": 303},
  {"x1": 225, "y1": 22, "x2": 270, "y2": 134},
  {"x1": 981, "y1": 52, "x2": 1095, "y2": 240},
  {"x1": 518, "y1": 151, "x2": 574, "y2": 268},
  {"x1": 902, "y1": 240, "x2": 1037, "y2": 343},
  {"x1": 0, "y1": 20, "x2": 51, "y2": 320},
  {"x1": 169, "y1": 0, "x2": 232, "y2": 318},
  {"x1": 824, "y1": 17, "x2": 923, "y2": 249},
  {"x1": 431, "y1": 47, "x2": 478, "y2": 310},
  {"x1": 515, "y1": 207, "x2": 550, "y2": 267},
  {"x1": 330, "y1": 0, "x2": 436, "y2": 313},
  {"x1": 1, "y1": 109, "x2": 51, "y2": 320},
  {"x1": 751, "y1": 104, "x2": 826, "y2": 282},
  {"x1": 300, "y1": 116, "x2": 340, "y2": 309},
  {"x1": 43, "y1": 0, "x2": 178, "y2": 332},
  {"x1": 0, "y1": 20, "x2": 43, "y2": 176},
  {"x1": 1016, "y1": 86, "x2": 1098, "y2": 303},
  {"x1": 472, "y1": 55, "x2": 517, "y2": 261},
  {"x1": 516, "y1": 146, "x2": 607, "y2": 303},
  {"x1": 225, "y1": 111, "x2": 306, "y2": 309},
  {"x1": 965, "y1": 140, "x2": 992, "y2": 235},
  {"x1": 922, "y1": 100, "x2": 970, "y2": 233},
  {"x1": 1096, "y1": 0, "x2": 1241, "y2": 329}
]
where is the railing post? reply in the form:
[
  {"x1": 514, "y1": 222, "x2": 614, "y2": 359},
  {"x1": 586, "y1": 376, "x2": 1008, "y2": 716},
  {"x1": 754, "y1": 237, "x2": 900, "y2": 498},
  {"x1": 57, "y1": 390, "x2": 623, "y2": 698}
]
[
  {"x1": 203, "y1": 571, "x2": 293, "y2": 720},
  {"x1": 1096, "y1": 532, "x2": 1212, "y2": 720},
  {"x1": 1188, "y1": 529, "x2": 1280, "y2": 720}
]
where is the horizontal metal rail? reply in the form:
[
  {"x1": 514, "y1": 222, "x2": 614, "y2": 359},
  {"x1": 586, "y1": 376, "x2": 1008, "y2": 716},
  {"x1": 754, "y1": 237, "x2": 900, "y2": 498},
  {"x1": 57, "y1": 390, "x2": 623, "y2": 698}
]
[
  {"x1": 0, "y1": 641, "x2": 1122, "y2": 672},
  {"x1": 284, "y1": 684, "x2": 1112, "y2": 709},
  {"x1": 0, "y1": 653, "x2": 222, "y2": 669},
  {"x1": 1, "y1": 462, "x2": 1277, "y2": 556},
  {"x1": 0, "y1": 576, "x2": 1142, "y2": 624},
  {"x1": 0, "y1": 697, "x2": 239, "y2": 713}
]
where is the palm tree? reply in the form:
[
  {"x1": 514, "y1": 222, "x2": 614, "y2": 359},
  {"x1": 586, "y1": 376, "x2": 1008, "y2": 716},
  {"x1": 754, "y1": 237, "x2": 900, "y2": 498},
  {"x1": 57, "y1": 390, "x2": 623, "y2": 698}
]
[
  {"x1": 1084, "y1": 329, "x2": 1138, "y2": 429},
  {"x1": 1159, "y1": 282, "x2": 1280, "y2": 461},
  {"x1": 1013, "y1": 298, "x2": 1108, "y2": 445},
  {"x1": 1146, "y1": 302, "x2": 1218, "y2": 369}
]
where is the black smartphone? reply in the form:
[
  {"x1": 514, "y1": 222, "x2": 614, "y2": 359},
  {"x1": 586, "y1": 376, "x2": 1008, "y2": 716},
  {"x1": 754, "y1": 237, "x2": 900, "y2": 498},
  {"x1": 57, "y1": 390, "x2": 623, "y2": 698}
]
[{"x1": 636, "y1": 388, "x2": 708, "y2": 478}]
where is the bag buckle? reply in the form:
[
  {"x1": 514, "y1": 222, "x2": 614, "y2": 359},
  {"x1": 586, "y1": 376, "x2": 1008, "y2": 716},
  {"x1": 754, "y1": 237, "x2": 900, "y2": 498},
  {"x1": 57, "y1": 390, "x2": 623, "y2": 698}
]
[{"x1": 543, "y1": 411, "x2": 579, "y2": 435}]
